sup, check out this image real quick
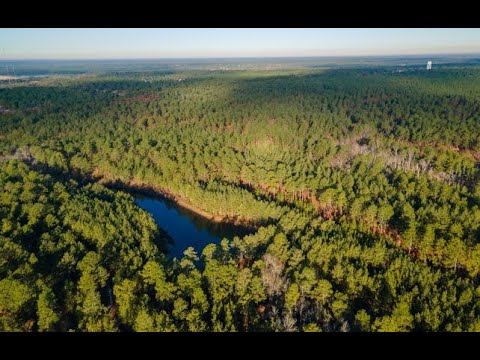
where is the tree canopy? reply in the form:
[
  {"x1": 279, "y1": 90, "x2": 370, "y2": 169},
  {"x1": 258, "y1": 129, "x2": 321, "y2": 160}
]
[{"x1": 1, "y1": 65, "x2": 480, "y2": 331}]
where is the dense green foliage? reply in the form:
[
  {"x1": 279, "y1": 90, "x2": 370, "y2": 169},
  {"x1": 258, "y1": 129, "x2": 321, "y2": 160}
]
[
  {"x1": 1, "y1": 66, "x2": 480, "y2": 331},
  {"x1": 0, "y1": 161, "x2": 165, "y2": 331}
]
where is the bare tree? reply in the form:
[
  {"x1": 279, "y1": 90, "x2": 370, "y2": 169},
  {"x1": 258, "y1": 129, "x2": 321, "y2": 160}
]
[{"x1": 261, "y1": 254, "x2": 286, "y2": 297}]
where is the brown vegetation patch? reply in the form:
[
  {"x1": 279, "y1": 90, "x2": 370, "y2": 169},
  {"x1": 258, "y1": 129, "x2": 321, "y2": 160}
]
[
  {"x1": 362, "y1": 94, "x2": 392, "y2": 105},
  {"x1": 125, "y1": 94, "x2": 160, "y2": 103},
  {"x1": 0, "y1": 105, "x2": 14, "y2": 114}
]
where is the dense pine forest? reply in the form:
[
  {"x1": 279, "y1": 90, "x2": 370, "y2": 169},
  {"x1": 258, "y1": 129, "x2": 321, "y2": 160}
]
[{"x1": 1, "y1": 65, "x2": 480, "y2": 331}]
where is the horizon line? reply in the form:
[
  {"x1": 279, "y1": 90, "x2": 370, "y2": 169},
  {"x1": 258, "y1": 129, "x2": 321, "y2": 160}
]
[{"x1": 2, "y1": 52, "x2": 480, "y2": 62}]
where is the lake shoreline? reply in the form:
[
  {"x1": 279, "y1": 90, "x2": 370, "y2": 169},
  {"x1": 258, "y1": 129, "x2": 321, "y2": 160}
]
[{"x1": 98, "y1": 176, "x2": 259, "y2": 231}]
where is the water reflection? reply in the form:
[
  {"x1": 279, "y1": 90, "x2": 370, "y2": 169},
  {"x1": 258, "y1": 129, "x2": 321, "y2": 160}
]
[{"x1": 135, "y1": 195, "x2": 255, "y2": 259}]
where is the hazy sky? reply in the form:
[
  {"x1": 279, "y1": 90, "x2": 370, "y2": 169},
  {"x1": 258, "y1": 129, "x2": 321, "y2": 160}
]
[{"x1": 1, "y1": 28, "x2": 479, "y2": 59}]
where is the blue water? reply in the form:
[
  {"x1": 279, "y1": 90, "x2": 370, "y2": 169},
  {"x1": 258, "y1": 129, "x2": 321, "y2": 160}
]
[{"x1": 135, "y1": 195, "x2": 253, "y2": 259}]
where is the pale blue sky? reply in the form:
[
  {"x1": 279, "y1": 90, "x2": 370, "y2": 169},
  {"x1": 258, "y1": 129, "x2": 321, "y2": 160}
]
[{"x1": 1, "y1": 28, "x2": 479, "y2": 59}]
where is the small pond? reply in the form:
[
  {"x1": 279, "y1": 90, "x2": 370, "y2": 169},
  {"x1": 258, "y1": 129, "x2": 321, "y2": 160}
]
[{"x1": 135, "y1": 195, "x2": 255, "y2": 259}]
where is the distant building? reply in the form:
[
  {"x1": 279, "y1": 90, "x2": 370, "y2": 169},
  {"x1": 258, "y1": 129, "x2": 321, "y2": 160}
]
[{"x1": 427, "y1": 61, "x2": 432, "y2": 70}]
